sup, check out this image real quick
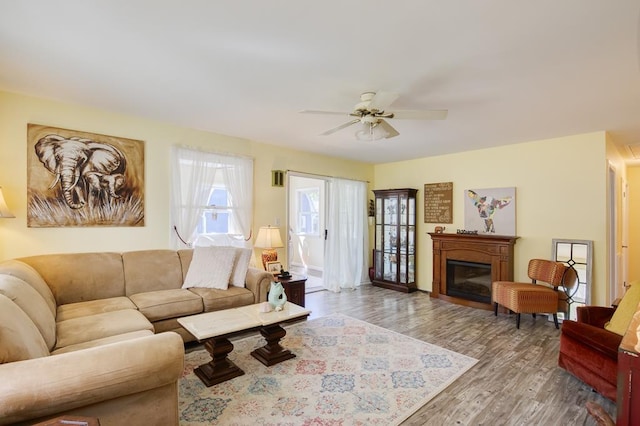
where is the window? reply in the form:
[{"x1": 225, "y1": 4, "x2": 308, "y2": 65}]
[
  {"x1": 171, "y1": 146, "x2": 253, "y2": 248},
  {"x1": 297, "y1": 188, "x2": 320, "y2": 235},
  {"x1": 196, "y1": 187, "x2": 231, "y2": 234}
]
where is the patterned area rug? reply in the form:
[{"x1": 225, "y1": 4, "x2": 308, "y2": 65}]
[{"x1": 179, "y1": 314, "x2": 477, "y2": 425}]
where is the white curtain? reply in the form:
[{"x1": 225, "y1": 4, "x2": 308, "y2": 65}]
[
  {"x1": 220, "y1": 155, "x2": 253, "y2": 242},
  {"x1": 170, "y1": 146, "x2": 253, "y2": 249},
  {"x1": 323, "y1": 178, "x2": 369, "y2": 292}
]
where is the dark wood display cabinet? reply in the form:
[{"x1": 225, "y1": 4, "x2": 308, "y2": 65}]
[{"x1": 372, "y1": 188, "x2": 417, "y2": 293}]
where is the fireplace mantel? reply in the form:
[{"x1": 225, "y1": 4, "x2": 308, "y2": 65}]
[{"x1": 428, "y1": 233, "x2": 518, "y2": 310}]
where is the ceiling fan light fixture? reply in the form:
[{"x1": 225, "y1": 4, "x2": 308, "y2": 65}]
[
  {"x1": 303, "y1": 91, "x2": 446, "y2": 140},
  {"x1": 355, "y1": 121, "x2": 389, "y2": 141}
]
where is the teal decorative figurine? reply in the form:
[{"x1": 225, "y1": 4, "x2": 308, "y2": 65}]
[{"x1": 268, "y1": 281, "x2": 287, "y2": 311}]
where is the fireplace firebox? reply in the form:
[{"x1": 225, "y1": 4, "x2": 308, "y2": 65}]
[
  {"x1": 429, "y1": 233, "x2": 518, "y2": 310},
  {"x1": 446, "y1": 260, "x2": 492, "y2": 304}
]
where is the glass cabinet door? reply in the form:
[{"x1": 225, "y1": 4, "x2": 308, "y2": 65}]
[{"x1": 372, "y1": 188, "x2": 417, "y2": 292}]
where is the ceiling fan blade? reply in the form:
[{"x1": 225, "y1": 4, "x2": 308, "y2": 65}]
[
  {"x1": 299, "y1": 110, "x2": 349, "y2": 116},
  {"x1": 320, "y1": 118, "x2": 360, "y2": 136},
  {"x1": 368, "y1": 91, "x2": 399, "y2": 112},
  {"x1": 392, "y1": 109, "x2": 448, "y2": 120},
  {"x1": 378, "y1": 119, "x2": 400, "y2": 139}
]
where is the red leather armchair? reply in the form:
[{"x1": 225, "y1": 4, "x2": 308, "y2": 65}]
[{"x1": 558, "y1": 306, "x2": 622, "y2": 401}]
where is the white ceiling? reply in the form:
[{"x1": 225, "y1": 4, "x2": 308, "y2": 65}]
[{"x1": 1, "y1": 1, "x2": 639, "y2": 164}]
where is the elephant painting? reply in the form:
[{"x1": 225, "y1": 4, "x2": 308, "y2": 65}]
[
  {"x1": 35, "y1": 135, "x2": 127, "y2": 209},
  {"x1": 27, "y1": 124, "x2": 144, "y2": 227},
  {"x1": 84, "y1": 171, "x2": 126, "y2": 204}
]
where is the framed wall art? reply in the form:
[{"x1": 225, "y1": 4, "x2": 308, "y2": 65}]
[
  {"x1": 424, "y1": 182, "x2": 453, "y2": 224},
  {"x1": 27, "y1": 124, "x2": 145, "y2": 227},
  {"x1": 464, "y1": 187, "x2": 516, "y2": 235}
]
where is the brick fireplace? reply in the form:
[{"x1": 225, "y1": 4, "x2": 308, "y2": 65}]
[{"x1": 428, "y1": 233, "x2": 518, "y2": 310}]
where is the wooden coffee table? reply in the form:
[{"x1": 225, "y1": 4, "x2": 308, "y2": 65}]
[{"x1": 178, "y1": 303, "x2": 310, "y2": 386}]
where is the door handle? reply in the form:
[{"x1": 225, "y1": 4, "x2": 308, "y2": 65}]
[{"x1": 324, "y1": 229, "x2": 328, "y2": 240}]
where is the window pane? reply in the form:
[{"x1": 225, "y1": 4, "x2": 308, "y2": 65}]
[
  {"x1": 197, "y1": 188, "x2": 232, "y2": 234},
  {"x1": 297, "y1": 188, "x2": 320, "y2": 235},
  {"x1": 209, "y1": 188, "x2": 228, "y2": 207}
]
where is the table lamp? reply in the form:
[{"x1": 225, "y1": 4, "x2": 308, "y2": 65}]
[
  {"x1": 0, "y1": 187, "x2": 15, "y2": 218},
  {"x1": 254, "y1": 225, "x2": 284, "y2": 270}
]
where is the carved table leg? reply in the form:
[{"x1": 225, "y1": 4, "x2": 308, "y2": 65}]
[
  {"x1": 251, "y1": 324, "x2": 296, "y2": 366},
  {"x1": 194, "y1": 336, "x2": 244, "y2": 387}
]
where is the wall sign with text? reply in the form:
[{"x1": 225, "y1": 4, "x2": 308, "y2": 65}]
[{"x1": 424, "y1": 182, "x2": 453, "y2": 223}]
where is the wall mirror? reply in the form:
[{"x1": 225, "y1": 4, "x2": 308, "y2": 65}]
[{"x1": 552, "y1": 239, "x2": 593, "y2": 321}]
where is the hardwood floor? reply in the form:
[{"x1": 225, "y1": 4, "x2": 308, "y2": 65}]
[{"x1": 304, "y1": 284, "x2": 616, "y2": 426}]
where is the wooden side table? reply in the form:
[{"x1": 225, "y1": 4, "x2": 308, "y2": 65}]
[{"x1": 276, "y1": 274, "x2": 307, "y2": 307}]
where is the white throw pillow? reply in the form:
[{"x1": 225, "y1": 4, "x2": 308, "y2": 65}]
[
  {"x1": 182, "y1": 246, "x2": 236, "y2": 290},
  {"x1": 230, "y1": 248, "x2": 252, "y2": 288}
]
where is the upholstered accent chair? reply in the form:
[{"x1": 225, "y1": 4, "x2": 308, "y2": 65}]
[
  {"x1": 558, "y1": 282, "x2": 640, "y2": 402},
  {"x1": 492, "y1": 259, "x2": 576, "y2": 329}
]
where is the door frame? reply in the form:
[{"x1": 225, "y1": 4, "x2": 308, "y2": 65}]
[
  {"x1": 608, "y1": 162, "x2": 628, "y2": 303},
  {"x1": 621, "y1": 178, "x2": 629, "y2": 290},
  {"x1": 286, "y1": 172, "x2": 329, "y2": 279}
]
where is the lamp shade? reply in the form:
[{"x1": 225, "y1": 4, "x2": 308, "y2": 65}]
[
  {"x1": 355, "y1": 119, "x2": 399, "y2": 141},
  {"x1": 254, "y1": 226, "x2": 284, "y2": 249},
  {"x1": 355, "y1": 122, "x2": 387, "y2": 141},
  {"x1": 0, "y1": 187, "x2": 15, "y2": 218},
  {"x1": 255, "y1": 226, "x2": 284, "y2": 270}
]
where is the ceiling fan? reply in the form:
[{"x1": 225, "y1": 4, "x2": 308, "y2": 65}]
[{"x1": 300, "y1": 91, "x2": 447, "y2": 141}]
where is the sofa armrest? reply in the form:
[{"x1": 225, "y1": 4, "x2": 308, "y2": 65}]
[
  {"x1": 576, "y1": 306, "x2": 616, "y2": 328},
  {"x1": 0, "y1": 332, "x2": 184, "y2": 425},
  {"x1": 560, "y1": 319, "x2": 622, "y2": 360},
  {"x1": 245, "y1": 267, "x2": 273, "y2": 303}
]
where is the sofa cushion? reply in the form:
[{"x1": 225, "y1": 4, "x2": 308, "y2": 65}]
[
  {"x1": 55, "y1": 309, "x2": 154, "y2": 349},
  {"x1": 18, "y1": 252, "x2": 126, "y2": 305},
  {"x1": 577, "y1": 305, "x2": 617, "y2": 328},
  {"x1": 123, "y1": 250, "x2": 184, "y2": 295},
  {"x1": 0, "y1": 275, "x2": 57, "y2": 350},
  {"x1": 56, "y1": 296, "x2": 138, "y2": 322},
  {"x1": 182, "y1": 246, "x2": 235, "y2": 290},
  {"x1": 0, "y1": 294, "x2": 50, "y2": 363},
  {"x1": 177, "y1": 249, "x2": 194, "y2": 282},
  {"x1": 230, "y1": 248, "x2": 252, "y2": 287},
  {"x1": 605, "y1": 280, "x2": 640, "y2": 336},
  {"x1": 51, "y1": 330, "x2": 154, "y2": 355},
  {"x1": 188, "y1": 286, "x2": 256, "y2": 312},
  {"x1": 179, "y1": 247, "x2": 252, "y2": 288},
  {"x1": 129, "y1": 289, "x2": 203, "y2": 321},
  {"x1": 153, "y1": 317, "x2": 197, "y2": 342},
  {"x1": 0, "y1": 259, "x2": 57, "y2": 317}
]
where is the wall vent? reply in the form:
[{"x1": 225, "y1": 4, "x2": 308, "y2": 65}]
[{"x1": 271, "y1": 170, "x2": 285, "y2": 187}]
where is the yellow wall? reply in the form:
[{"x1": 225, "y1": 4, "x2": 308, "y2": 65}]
[
  {"x1": 373, "y1": 132, "x2": 611, "y2": 305},
  {"x1": 0, "y1": 90, "x2": 625, "y2": 306},
  {"x1": 628, "y1": 165, "x2": 640, "y2": 284},
  {"x1": 0, "y1": 91, "x2": 373, "y2": 262}
]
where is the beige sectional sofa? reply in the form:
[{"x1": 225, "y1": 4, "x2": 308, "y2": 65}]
[{"x1": 0, "y1": 249, "x2": 273, "y2": 425}]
